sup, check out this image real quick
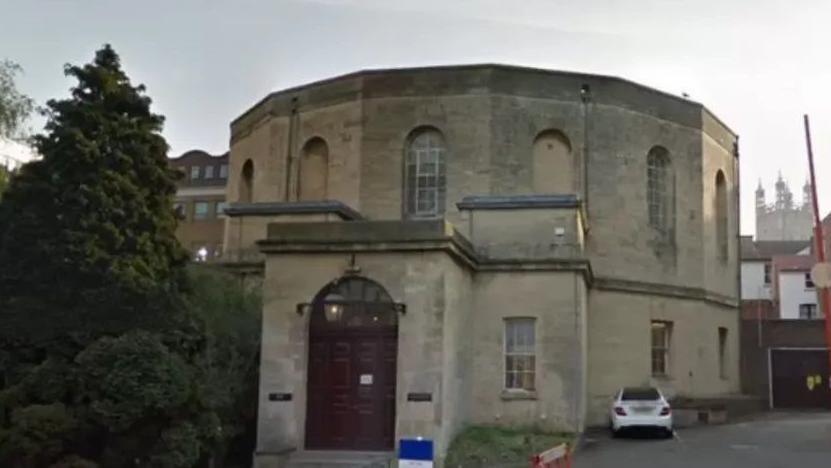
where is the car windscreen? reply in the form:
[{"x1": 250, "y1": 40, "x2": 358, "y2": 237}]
[{"x1": 621, "y1": 388, "x2": 660, "y2": 401}]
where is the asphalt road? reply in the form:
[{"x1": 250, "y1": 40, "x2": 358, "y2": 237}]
[{"x1": 574, "y1": 412, "x2": 831, "y2": 468}]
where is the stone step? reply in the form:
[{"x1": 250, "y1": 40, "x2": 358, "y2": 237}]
[{"x1": 286, "y1": 450, "x2": 394, "y2": 468}]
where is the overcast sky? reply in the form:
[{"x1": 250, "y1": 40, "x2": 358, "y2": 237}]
[{"x1": 3, "y1": 0, "x2": 831, "y2": 234}]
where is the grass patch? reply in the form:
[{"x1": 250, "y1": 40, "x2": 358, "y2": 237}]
[{"x1": 445, "y1": 425, "x2": 573, "y2": 468}]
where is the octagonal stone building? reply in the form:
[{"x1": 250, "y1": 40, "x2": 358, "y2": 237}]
[{"x1": 222, "y1": 64, "x2": 740, "y2": 466}]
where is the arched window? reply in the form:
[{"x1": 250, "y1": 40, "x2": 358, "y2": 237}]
[
  {"x1": 716, "y1": 170, "x2": 728, "y2": 261},
  {"x1": 299, "y1": 137, "x2": 329, "y2": 201},
  {"x1": 646, "y1": 146, "x2": 673, "y2": 234},
  {"x1": 405, "y1": 128, "x2": 446, "y2": 218},
  {"x1": 240, "y1": 159, "x2": 254, "y2": 203},
  {"x1": 532, "y1": 130, "x2": 573, "y2": 193},
  {"x1": 310, "y1": 276, "x2": 398, "y2": 329}
]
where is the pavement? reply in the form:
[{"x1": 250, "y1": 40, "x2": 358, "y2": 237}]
[{"x1": 574, "y1": 412, "x2": 831, "y2": 468}]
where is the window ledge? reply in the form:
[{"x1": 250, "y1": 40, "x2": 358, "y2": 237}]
[
  {"x1": 501, "y1": 390, "x2": 537, "y2": 401},
  {"x1": 652, "y1": 374, "x2": 673, "y2": 381}
]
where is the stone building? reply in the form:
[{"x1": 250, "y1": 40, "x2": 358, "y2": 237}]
[
  {"x1": 755, "y1": 175, "x2": 812, "y2": 241},
  {"x1": 169, "y1": 149, "x2": 229, "y2": 261},
  {"x1": 222, "y1": 65, "x2": 741, "y2": 466}
]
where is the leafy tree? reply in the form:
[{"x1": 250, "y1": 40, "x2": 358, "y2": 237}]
[
  {"x1": 0, "y1": 59, "x2": 34, "y2": 139},
  {"x1": 0, "y1": 46, "x2": 192, "y2": 467},
  {"x1": 0, "y1": 45, "x2": 262, "y2": 468},
  {"x1": 0, "y1": 167, "x2": 8, "y2": 199},
  {"x1": 0, "y1": 59, "x2": 33, "y2": 199},
  {"x1": 0, "y1": 45, "x2": 188, "y2": 343},
  {"x1": 187, "y1": 267, "x2": 261, "y2": 467}
]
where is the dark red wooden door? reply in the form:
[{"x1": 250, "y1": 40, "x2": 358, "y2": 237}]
[
  {"x1": 306, "y1": 329, "x2": 397, "y2": 450},
  {"x1": 771, "y1": 349, "x2": 831, "y2": 409},
  {"x1": 305, "y1": 276, "x2": 400, "y2": 450}
]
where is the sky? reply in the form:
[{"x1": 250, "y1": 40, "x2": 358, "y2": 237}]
[{"x1": 2, "y1": 0, "x2": 830, "y2": 234}]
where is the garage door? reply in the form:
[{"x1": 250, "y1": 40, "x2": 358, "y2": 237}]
[{"x1": 770, "y1": 349, "x2": 831, "y2": 409}]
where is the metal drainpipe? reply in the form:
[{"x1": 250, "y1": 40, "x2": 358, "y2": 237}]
[
  {"x1": 285, "y1": 97, "x2": 299, "y2": 201},
  {"x1": 573, "y1": 273, "x2": 583, "y2": 432},
  {"x1": 580, "y1": 84, "x2": 592, "y2": 216}
]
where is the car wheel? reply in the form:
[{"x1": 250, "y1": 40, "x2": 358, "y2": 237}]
[{"x1": 664, "y1": 428, "x2": 674, "y2": 439}]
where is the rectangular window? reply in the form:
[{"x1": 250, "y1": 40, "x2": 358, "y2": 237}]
[
  {"x1": 763, "y1": 263, "x2": 771, "y2": 285},
  {"x1": 173, "y1": 202, "x2": 186, "y2": 220},
  {"x1": 718, "y1": 327, "x2": 728, "y2": 379},
  {"x1": 805, "y1": 272, "x2": 815, "y2": 289},
  {"x1": 204, "y1": 165, "x2": 215, "y2": 179},
  {"x1": 219, "y1": 164, "x2": 229, "y2": 179},
  {"x1": 216, "y1": 201, "x2": 228, "y2": 217},
  {"x1": 407, "y1": 143, "x2": 445, "y2": 218},
  {"x1": 194, "y1": 201, "x2": 210, "y2": 220},
  {"x1": 651, "y1": 321, "x2": 672, "y2": 376},
  {"x1": 190, "y1": 166, "x2": 200, "y2": 180},
  {"x1": 504, "y1": 318, "x2": 536, "y2": 391},
  {"x1": 799, "y1": 303, "x2": 818, "y2": 319}
]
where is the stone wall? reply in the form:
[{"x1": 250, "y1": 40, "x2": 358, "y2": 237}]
[
  {"x1": 587, "y1": 290, "x2": 740, "y2": 425},
  {"x1": 232, "y1": 65, "x2": 742, "y2": 456},
  {"x1": 470, "y1": 271, "x2": 588, "y2": 432},
  {"x1": 459, "y1": 205, "x2": 583, "y2": 260},
  {"x1": 256, "y1": 249, "x2": 473, "y2": 460}
]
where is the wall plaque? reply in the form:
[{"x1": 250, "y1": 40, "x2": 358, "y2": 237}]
[
  {"x1": 268, "y1": 392, "x2": 292, "y2": 402},
  {"x1": 407, "y1": 392, "x2": 432, "y2": 402}
]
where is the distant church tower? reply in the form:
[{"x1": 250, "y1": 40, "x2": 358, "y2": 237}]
[{"x1": 755, "y1": 173, "x2": 813, "y2": 241}]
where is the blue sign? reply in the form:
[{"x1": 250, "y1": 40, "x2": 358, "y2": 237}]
[{"x1": 399, "y1": 438, "x2": 433, "y2": 468}]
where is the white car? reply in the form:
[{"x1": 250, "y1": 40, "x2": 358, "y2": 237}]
[{"x1": 609, "y1": 387, "x2": 673, "y2": 437}]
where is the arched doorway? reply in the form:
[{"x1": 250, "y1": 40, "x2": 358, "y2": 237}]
[{"x1": 305, "y1": 276, "x2": 398, "y2": 451}]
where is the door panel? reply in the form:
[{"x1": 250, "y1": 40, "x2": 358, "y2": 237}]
[{"x1": 306, "y1": 331, "x2": 397, "y2": 450}]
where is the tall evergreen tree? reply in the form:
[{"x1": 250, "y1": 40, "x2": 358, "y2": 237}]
[{"x1": 0, "y1": 45, "x2": 188, "y2": 341}]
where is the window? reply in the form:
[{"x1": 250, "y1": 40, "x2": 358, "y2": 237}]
[
  {"x1": 190, "y1": 166, "x2": 200, "y2": 180},
  {"x1": 763, "y1": 263, "x2": 771, "y2": 285},
  {"x1": 647, "y1": 147, "x2": 672, "y2": 235},
  {"x1": 173, "y1": 202, "x2": 186, "y2": 220},
  {"x1": 504, "y1": 318, "x2": 536, "y2": 391},
  {"x1": 194, "y1": 201, "x2": 210, "y2": 220},
  {"x1": 219, "y1": 164, "x2": 229, "y2": 179},
  {"x1": 715, "y1": 170, "x2": 728, "y2": 261},
  {"x1": 718, "y1": 327, "x2": 728, "y2": 379},
  {"x1": 805, "y1": 272, "x2": 815, "y2": 289},
  {"x1": 651, "y1": 321, "x2": 672, "y2": 376},
  {"x1": 799, "y1": 303, "x2": 818, "y2": 319},
  {"x1": 204, "y1": 165, "x2": 215, "y2": 179},
  {"x1": 216, "y1": 201, "x2": 228, "y2": 217},
  {"x1": 405, "y1": 128, "x2": 446, "y2": 218},
  {"x1": 621, "y1": 388, "x2": 660, "y2": 401}
]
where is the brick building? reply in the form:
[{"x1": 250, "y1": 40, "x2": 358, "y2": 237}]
[{"x1": 168, "y1": 149, "x2": 228, "y2": 261}]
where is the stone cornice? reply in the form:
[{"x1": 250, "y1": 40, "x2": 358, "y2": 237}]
[
  {"x1": 224, "y1": 201, "x2": 363, "y2": 220},
  {"x1": 457, "y1": 194, "x2": 580, "y2": 210},
  {"x1": 593, "y1": 276, "x2": 737, "y2": 308}
]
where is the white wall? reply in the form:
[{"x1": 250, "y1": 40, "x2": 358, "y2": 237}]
[
  {"x1": 741, "y1": 261, "x2": 771, "y2": 299},
  {"x1": 0, "y1": 137, "x2": 37, "y2": 171},
  {"x1": 778, "y1": 271, "x2": 817, "y2": 319}
]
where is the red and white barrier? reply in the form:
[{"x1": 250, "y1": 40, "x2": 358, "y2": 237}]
[{"x1": 530, "y1": 443, "x2": 571, "y2": 468}]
